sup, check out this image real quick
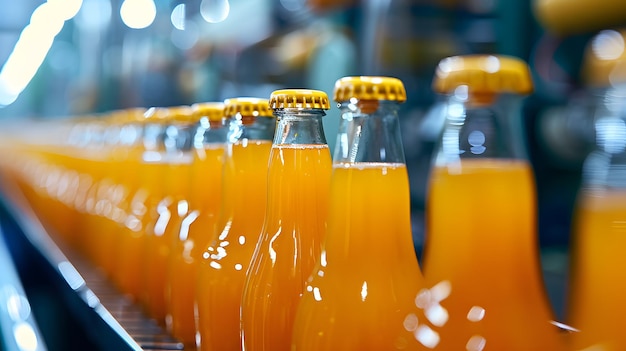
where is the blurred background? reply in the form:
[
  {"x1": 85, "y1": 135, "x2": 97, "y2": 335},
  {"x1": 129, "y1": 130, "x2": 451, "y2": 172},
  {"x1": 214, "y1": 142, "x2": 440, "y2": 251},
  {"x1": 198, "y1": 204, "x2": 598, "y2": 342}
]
[
  {"x1": 0, "y1": 0, "x2": 606, "y2": 247},
  {"x1": 1, "y1": 0, "x2": 626, "y2": 349}
]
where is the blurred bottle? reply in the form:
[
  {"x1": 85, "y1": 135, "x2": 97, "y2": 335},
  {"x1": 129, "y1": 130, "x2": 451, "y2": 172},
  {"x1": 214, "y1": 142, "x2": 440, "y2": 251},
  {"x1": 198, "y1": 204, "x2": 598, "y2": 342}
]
[
  {"x1": 114, "y1": 107, "x2": 167, "y2": 300},
  {"x1": 166, "y1": 102, "x2": 227, "y2": 346},
  {"x1": 567, "y1": 29, "x2": 626, "y2": 351},
  {"x1": 70, "y1": 117, "x2": 110, "y2": 258},
  {"x1": 90, "y1": 109, "x2": 146, "y2": 278},
  {"x1": 196, "y1": 98, "x2": 275, "y2": 351},
  {"x1": 422, "y1": 55, "x2": 565, "y2": 350},
  {"x1": 241, "y1": 90, "x2": 332, "y2": 351},
  {"x1": 291, "y1": 77, "x2": 425, "y2": 350},
  {"x1": 142, "y1": 105, "x2": 195, "y2": 325}
]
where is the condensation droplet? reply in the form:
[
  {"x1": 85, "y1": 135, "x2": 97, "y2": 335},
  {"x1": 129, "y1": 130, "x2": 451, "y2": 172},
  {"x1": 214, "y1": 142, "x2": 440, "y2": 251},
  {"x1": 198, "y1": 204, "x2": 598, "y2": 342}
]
[
  {"x1": 403, "y1": 313, "x2": 419, "y2": 332},
  {"x1": 467, "y1": 306, "x2": 486, "y2": 322},
  {"x1": 466, "y1": 335, "x2": 486, "y2": 351},
  {"x1": 414, "y1": 325, "x2": 440, "y2": 349}
]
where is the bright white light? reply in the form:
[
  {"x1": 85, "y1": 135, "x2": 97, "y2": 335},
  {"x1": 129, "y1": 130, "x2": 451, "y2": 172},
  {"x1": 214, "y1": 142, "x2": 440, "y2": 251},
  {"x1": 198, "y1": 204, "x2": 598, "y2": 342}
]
[
  {"x1": 0, "y1": 81, "x2": 19, "y2": 106},
  {"x1": 483, "y1": 55, "x2": 500, "y2": 73},
  {"x1": 0, "y1": 26, "x2": 53, "y2": 100},
  {"x1": 30, "y1": 3, "x2": 65, "y2": 36},
  {"x1": 0, "y1": 0, "x2": 82, "y2": 107},
  {"x1": 200, "y1": 0, "x2": 230, "y2": 23},
  {"x1": 171, "y1": 3, "x2": 186, "y2": 30},
  {"x1": 592, "y1": 30, "x2": 625, "y2": 61},
  {"x1": 414, "y1": 325, "x2": 440, "y2": 349},
  {"x1": 120, "y1": 0, "x2": 156, "y2": 29},
  {"x1": 13, "y1": 322, "x2": 39, "y2": 351},
  {"x1": 313, "y1": 287, "x2": 322, "y2": 301},
  {"x1": 48, "y1": 0, "x2": 84, "y2": 20},
  {"x1": 360, "y1": 282, "x2": 368, "y2": 301},
  {"x1": 467, "y1": 306, "x2": 486, "y2": 322}
]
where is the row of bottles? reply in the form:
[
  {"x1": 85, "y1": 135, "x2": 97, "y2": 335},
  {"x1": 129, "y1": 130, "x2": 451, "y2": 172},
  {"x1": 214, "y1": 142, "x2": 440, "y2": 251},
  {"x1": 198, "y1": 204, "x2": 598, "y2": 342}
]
[{"x1": 0, "y1": 53, "x2": 621, "y2": 350}]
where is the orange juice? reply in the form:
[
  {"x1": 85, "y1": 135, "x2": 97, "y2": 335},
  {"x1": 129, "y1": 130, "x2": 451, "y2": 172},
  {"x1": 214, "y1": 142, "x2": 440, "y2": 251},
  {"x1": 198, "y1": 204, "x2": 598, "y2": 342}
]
[
  {"x1": 292, "y1": 162, "x2": 424, "y2": 350},
  {"x1": 92, "y1": 147, "x2": 138, "y2": 277},
  {"x1": 167, "y1": 144, "x2": 225, "y2": 345},
  {"x1": 568, "y1": 189, "x2": 626, "y2": 350},
  {"x1": 143, "y1": 159, "x2": 192, "y2": 323},
  {"x1": 423, "y1": 159, "x2": 564, "y2": 350},
  {"x1": 241, "y1": 144, "x2": 331, "y2": 351},
  {"x1": 102, "y1": 137, "x2": 144, "y2": 281},
  {"x1": 40, "y1": 149, "x2": 83, "y2": 241},
  {"x1": 113, "y1": 160, "x2": 154, "y2": 298},
  {"x1": 196, "y1": 140, "x2": 272, "y2": 351}
]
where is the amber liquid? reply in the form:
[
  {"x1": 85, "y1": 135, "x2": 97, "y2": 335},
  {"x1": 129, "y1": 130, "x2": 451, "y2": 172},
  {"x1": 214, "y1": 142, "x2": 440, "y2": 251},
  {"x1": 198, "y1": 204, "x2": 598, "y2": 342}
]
[
  {"x1": 568, "y1": 189, "x2": 626, "y2": 351},
  {"x1": 291, "y1": 162, "x2": 424, "y2": 350},
  {"x1": 196, "y1": 140, "x2": 272, "y2": 351},
  {"x1": 143, "y1": 160, "x2": 191, "y2": 324},
  {"x1": 241, "y1": 144, "x2": 331, "y2": 351},
  {"x1": 424, "y1": 159, "x2": 564, "y2": 351},
  {"x1": 167, "y1": 145, "x2": 225, "y2": 345}
]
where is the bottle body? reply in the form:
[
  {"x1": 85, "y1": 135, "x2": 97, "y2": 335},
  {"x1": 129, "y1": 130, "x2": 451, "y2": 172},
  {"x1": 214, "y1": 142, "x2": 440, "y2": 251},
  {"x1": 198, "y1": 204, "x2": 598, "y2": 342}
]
[
  {"x1": 167, "y1": 142, "x2": 225, "y2": 345},
  {"x1": 196, "y1": 139, "x2": 272, "y2": 351},
  {"x1": 423, "y1": 95, "x2": 565, "y2": 350},
  {"x1": 291, "y1": 94, "x2": 424, "y2": 350},
  {"x1": 241, "y1": 108, "x2": 332, "y2": 351},
  {"x1": 293, "y1": 162, "x2": 423, "y2": 350},
  {"x1": 142, "y1": 114, "x2": 196, "y2": 324},
  {"x1": 194, "y1": 100, "x2": 275, "y2": 350},
  {"x1": 143, "y1": 155, "x2": 193, "y2": 323}
]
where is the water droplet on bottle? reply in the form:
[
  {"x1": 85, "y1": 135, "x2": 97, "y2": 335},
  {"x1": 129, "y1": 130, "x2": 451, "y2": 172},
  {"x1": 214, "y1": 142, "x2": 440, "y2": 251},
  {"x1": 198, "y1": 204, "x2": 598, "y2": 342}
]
[{"x1": 200, "y1": 0, "x2": 230, "y2": 23}]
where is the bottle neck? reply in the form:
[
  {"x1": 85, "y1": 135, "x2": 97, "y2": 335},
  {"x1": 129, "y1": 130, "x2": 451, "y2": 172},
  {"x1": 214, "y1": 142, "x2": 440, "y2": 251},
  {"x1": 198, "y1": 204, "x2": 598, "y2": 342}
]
[
  {"x1": 195, "y1": 117, "x2": 228, "y2": 148},
  {"x1": 592, "y1": 86, "x2": 626, "y2": 155},
  {"x1": 227, "y1": 116, "x2": 276, "y2": 143},
  {"x1": 582, "y1": 85, "x2": 626, "y2": 188},
  {"x1": 273, "y1": 109, "x2": 327, "y2": 145},
  {"x1": 435, "y1": 94, "x2": 528, "y2": 166},
  {"x1": 335, "y1": 100, "x2": 406, "y2": 164},
  {"x1": 164, "y1": 122, "x2": 195, "y2": 154}
]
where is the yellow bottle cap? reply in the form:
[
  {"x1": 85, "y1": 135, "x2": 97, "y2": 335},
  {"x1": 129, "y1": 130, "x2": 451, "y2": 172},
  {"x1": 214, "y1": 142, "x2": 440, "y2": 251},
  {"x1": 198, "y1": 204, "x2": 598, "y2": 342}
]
[
  {"x1": 192, "y1": 102, "x2": 225, "y2": 121},
  {"x1": 582, "y1": 29, "x2": 626, "y2": 87},
  {"x1": 224, "y1": 98, "x2": 273, "y2": 118},
  {"x1": 269, "y1": 89, "x2": 330, "y2": 110},
  {"x1": 333, "y1": 76, "x2": 407, "y2": 103},
  {"x1": 433, "y1": 55, "x2": 533, "y2": 96}
]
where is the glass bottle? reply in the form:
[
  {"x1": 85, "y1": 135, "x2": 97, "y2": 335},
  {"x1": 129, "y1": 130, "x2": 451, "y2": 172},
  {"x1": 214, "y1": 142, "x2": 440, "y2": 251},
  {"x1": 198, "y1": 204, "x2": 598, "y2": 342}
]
[
  {"x1": 141, "y1": 105, "x2": 195, "y2": 324},
  {"x1": 166, "y1": 102, "x2": 227, "y2": 346},
  {"x1": 422, "y1": 55, "x2": 565, "y2": 350},
  {"x1": 241, "y1": 90, "x2": 332, "y2": 351},
  {"x1": 92, "y1": 110, "x2": 145, "y2": 279},
  {"x1": 196, "y1": 98, "x2": 275, "y2": 351},
  {"x1": 115, "y1": 107, "x2": 167, "y2": 300},
  {"x1": 568, "y1": 29, "x2": 626, "y2": 350},
  {"x1": 291, "y1": 76, "x2": 425, "y2": 350}
]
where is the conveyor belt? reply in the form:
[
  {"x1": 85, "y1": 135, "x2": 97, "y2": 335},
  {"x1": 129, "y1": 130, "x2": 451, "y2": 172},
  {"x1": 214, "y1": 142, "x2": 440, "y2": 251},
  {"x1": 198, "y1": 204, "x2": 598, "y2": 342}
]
[{"x1": 0, "y1": 177, "x2": 186, "y2": 351}]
